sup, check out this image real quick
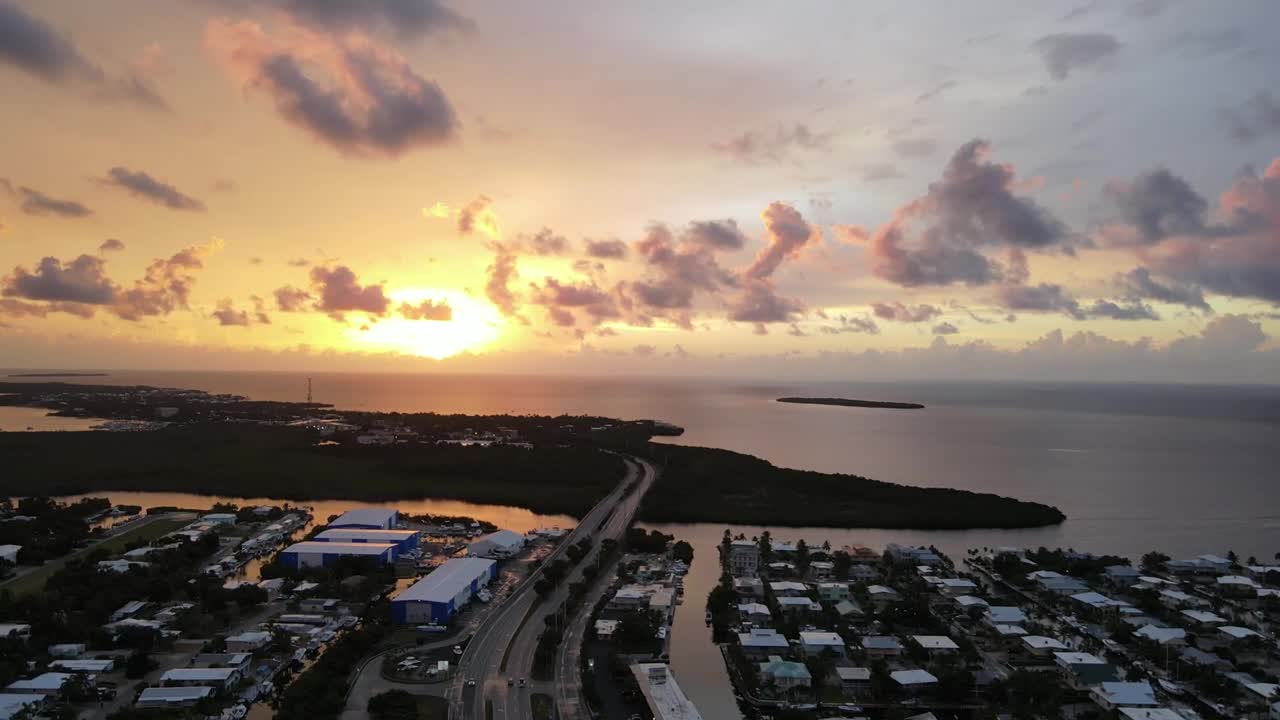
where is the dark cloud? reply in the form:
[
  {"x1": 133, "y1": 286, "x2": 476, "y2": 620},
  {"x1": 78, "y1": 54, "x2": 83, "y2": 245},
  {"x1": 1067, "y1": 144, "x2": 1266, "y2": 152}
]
[
  {"x1": 528, "y1": 277, "x2": 618, "y2": 328},
  {"x1": 583, "y1": 238, "x2": 628, "y2": 259},
  {"x1": 1117, "y1": 267, "x2": 1210, "y2": 310},
  {"x1": 862, "y1": 164, "x2": 903, "y2": 182},
  {"x1": 892, "y1": 138, "x2": 936, "y2": 157},
  {"x1": 1139, "y1": 159, "x2": 1280, "y2": 303},
  {"x1": 484, "y1": 246, "x2": 521, "y2": 318},
  {"x1": 99, "y1": 238, "x2": 125, "y2": 252},
  {"x1": 518, "y1": 227, "x2": 569, "y2": 256},
  {"x1": 457, "y1": 195, "x2": 497, "y2": 237},
  {"x1": 0, "y1": 1, "x2": 166, "y2": 108},
  {"x1": 211, "y1": 299, "x2": 251, "y2": 327},
  {"x1": 0, "y1": 297, "x2": 95, "y2": 319},
  {"x1": 685, "y1": 220, "x2": 747, "y2": 251},
  {"x1": 1102, "y1": 169, "x2": 1212, "y2": 246},
  {"x1": 273, "y1": 285, "x2": 312, "y2": 311},
  {"x1": 857, "y1": 140, "x2": 1069, "y2": 287},
  {"x1": 629, "y1": 222, "x2": 737, "y2": 312},
  {"x1": 871, "y1": 301, "x2": 942, "y2": 323},
  {"x1": 207, "y1": 20, "x2": 458, "y2": 158},
  {"x1": 1032, "y1": 33, "x2": 1121, "y2": 81},
  {"x1": 113, "y1": 243, "x2": 219, "y2": 320},
  {"x1": 932, "y1": 321, "x2": 959, "y2": 335},
  {"x1": 745, "y1": 202, "x2": 819, "y2": 281},
  {"x1": 250, "y1": 295, "x2": 270, "y2": 324},
  {"x1": 1221, "y1": 92, "x2": 1280, "y2": 144},
  {"x1": 398, "y1": 298, "x2": 452, "y2": 321},
  {"x1": 726, "y1": 279, "x2": 804, "y2": 324},
  {"x1": 818, "y1": 315, "x2": 879, "y2": 335},
  {"x1": 712, "y1": 124, "x2": 833, "y2": 164},
  {"x1": 0, "y1": 0, "x2": 95, "y2": 83},
  {"x1": 264, "y1": 0, "x2": 473, "y2": 39},
  {"x1": 2, "y1": 254, "x2": 116, "y2": 305},
  {"x1": 1086, "y1": 298, "x2": 1160, "y2": 320},
  {"x1": 1, "y1": 181, "x2": 92, "y2": 218},
  {"x1": 995, "y1": 282, "x2": 1084, "y2": 319},
  {"x1": 102, "y1": 167, "x2": 206, "y2": 211},
  {"x1": 308, "y1": 265, "x2": 390, "y2": 318}
]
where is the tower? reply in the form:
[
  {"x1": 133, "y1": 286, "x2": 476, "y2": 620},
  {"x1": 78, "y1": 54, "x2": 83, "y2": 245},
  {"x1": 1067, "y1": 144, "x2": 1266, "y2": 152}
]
[{"x1": 307, "y1": 377, "x2": 312, "y2": 404}]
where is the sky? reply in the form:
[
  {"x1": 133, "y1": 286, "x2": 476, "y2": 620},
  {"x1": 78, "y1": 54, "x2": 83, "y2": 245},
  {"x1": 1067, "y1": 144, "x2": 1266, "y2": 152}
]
[{"x1": 2, "y1": 0, "x2": 1280, "y2": 382}]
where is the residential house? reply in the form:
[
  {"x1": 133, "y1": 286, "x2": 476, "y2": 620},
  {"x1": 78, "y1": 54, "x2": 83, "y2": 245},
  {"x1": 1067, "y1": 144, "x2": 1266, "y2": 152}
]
[
  {"x1": 737, "y1": 603, "x2": 772, "y2": 626},
  {"x1": 849, "y1": 565, "x2": 879, "y2": 582},
  {"x1": 776, "y1": 596, "x2": 821, "y2": 615},
  {"x1": 1055, "y1": 652, "x2": 1120, "y2": 690},
  {"x1": 5, "y1": 673, "x2": 73, "y2": 696},
  {"x1": 1159, "y1": 589, "x2": 1209, "y2": 609},
  {"x1": 808, "y1": 561, "x2": 834, "y2": 581},
  {"x1": 729, "y1": 540, "x2": 760, "y2": 578},
  {"x1": 861, "y1": 635, "x2": 901, "y2": 658},
  {"x1": 986, "y1": 606, "x2": 1028, "y2": 625},
  {"x1": 1180, "y1": 609, "x2": 1228, "y2": 629},
  {"x1": 954, "y1": 595, "x2": 989, "y2": 611},
  {"x1": 1091, "y1": 682, "x2": 1159, "y2": 711},
  {"x1": 770, "y1": 581, "x2": 808, "y2": 597},
  {"x1": 911, "y1": 635, "x2": 959, "y2": 657},
  {"x1": 758, "y1": 656, "x2": 811, "y2": 692},
  {"x1": 837, "y1": 667, "x2": 871, "y2": 696},
  {"x1": 1103, "y1": 565, "x2": 1141, "y2": 588},
  {"x1": 866, "y1": 585, "x2": 900, "y2": 609},
  {"x1": 891, "y1": 669, "x2": 938, "y2": 692},
  {"x1": 936, "y1": 578, "x2": 977, "y2": 596},
  {"x1": 1021, "y1": 635, "x2": 1069, "y2": 657},
  {"x1": 737, "y1": 628, "x2": 790, "y2": 658},
  {"x1": 799, "y1": 631, "x2": 846, "y2": 658},
  {"x1": 734, "y1": 577, "x2": 764, "y2": 598},
  {"x1": 225, "y1": 631, "x2": 272, "y2": 653},
  {"x1": 816, "y1": 583, "x2": 850, "y2": 602},
  {"x1": 160, "y1": 667, "x2": 240, "y2": 691},
  {"x1": 834, "y1": 599, "x2": 865, "y2": 618},
  {"x1": 135, "y1": 687, "x2": 213, "y2": 709},
  {"x1": 1134, "y1": 625, "x2": 1186, "y2": 647},
  {"x1": 1217, "y1": 575, "x2": 1261, "y2": 598}
]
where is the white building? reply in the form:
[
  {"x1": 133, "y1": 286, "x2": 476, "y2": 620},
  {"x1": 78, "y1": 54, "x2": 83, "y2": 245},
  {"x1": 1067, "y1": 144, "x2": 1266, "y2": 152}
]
[
  {"x1": 891, "y1": 669, "x2": 938, "y2": 691},
  {"x1": 201, "y1": 513, "x2": 237, "y2": 526},
  {"x1": 50, "y1": 659, "x2": 115, "y2": 673},
  {"x1": 737, "y1": 628, "x2": 789, "y2": 657},
  {"x1": 0, "y1": 546, "x2": 20, "y2": 564},
  {"x1": 136, "y1": 686, "x2": 213, "y2": 709},
  {"x1": 5, "y1": 673, "x2": 73, "y2": 696},
  {"x1": 1021, "y1": 635, "x2": 1069, "y2": 656},
  {"x1": 757, "y1": 657, "x2": 811, "y2": 691},
  {"x1": 728, "y1": 540, "x2": 759, "y2": 577},
  {"x1": 391, "y1": 558, "x2": 497, "y2": 624},
  {"x1": 799, "y1": 631, "x2": 846, "y2": 657},
  {"x1": 225, "y1": 631, "x2": 272, "y2": 653},
  {"x1": 160, "y1": 667, "x2": 240, "y2": 690},
  {"x1": 630, "y1": 664, "x2": 703, "y2": 720},
  {"x1": 328, "y1": 508, "x2": 399, "y2": 530},
  {"x1": 1091, "y1": 681, "x2": 1158, "y2": 711},
  {"x1": 912, "y1": 635, "x2": 960, "y2": 656},
  {"x1": 1135, "y1": 625, "x2": 1186, "y2": 646},
  {"x1": 468, "y1": 530, "x2": 525, "y2": 558}
]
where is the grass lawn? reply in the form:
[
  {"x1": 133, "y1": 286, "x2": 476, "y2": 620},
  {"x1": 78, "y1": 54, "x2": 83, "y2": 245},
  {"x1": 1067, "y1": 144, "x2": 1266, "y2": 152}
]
[
  {"x1": 0, "y1": 515, "x2": 190, "y2": 596},
  {"x1": 531, "y1": 693, "x2": 556, "y2": 720}
]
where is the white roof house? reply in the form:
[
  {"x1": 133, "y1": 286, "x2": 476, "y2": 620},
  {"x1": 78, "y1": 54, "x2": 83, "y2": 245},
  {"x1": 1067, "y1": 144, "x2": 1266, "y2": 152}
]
[
  {"x1": 737, "y1": 602, "x2": 771, "y2": 617},
  {"x1": 1219, "y1": 626, "x2": 1263, "y2": 641},
  {"x1": 224, "y1": 631, "x2": 272, "y2": 651},
  {"x1": 1135, "y1": 625, "x2": 1186, "y2": 645},
  {"x1": 994, "y1": 624, "x2": 1028, "y2": 637},
  {"x1": 891, "y1": 669, "x2": 938, "y2": 687},
  {"x1": 1117, "y1": 710, "x2": 1194, "y2": 720},
  {"x1": 0, "y1": 693, "x2": 38, "y2": 717},
  {"x1": 1091, "y1": 681, "x2": 1158, "y2": 709},
  {"x1": 862, "y1": 636, "x2": 902, "y2": 652},
  {"x1": 769, "y1": 581, "x2": 808, "y2": 596},
  {"x1": 798, "y1": 631, "x2": 845, "y2": 653},
  {"x1": 912, "y1": 635, "x2": 959, "y2": 652},
  {"x1": 328, "y1": 508, "x2": 398, "y2": 529},
  {"x1": 1022, "y1": 635, "x2": 1069, "y2": 652},
  {"x1": 776, "y1": 596, "x2": 820, "y2": 612},
  {"x1": 1180, "y1": 609, "x2": 1228, "y2": 625},
  {"x1": 937, "y1": 578, "x2": 977, "y2": 592},
  {"x1": 986, "y1": 606, "x2": 1028, "y2": 624},
  {"x1": 630, "y1": 664, "x2": 703, "y2": 720},
  {"x1": 955, "y1": 595, "x2": 989, "y2": 609},
  {"x1": 1071, "y1": 592, "x2": 1131, "y2": 610},
  {"x1": 0, "y1": 546, "x2": 21, "y2": 563},
  {"x1": 50, "y1": 659, "x2": 115, "y2": 673},
  {"x1": 5, "y1": 673, "x2": 73, "y2": 695},
  {"x1": 1054, "y1": 652, "x2": 1108, "y2": 667},
  {"x1": 737, "y1": 628, "x2": 789, "y2": 650}
]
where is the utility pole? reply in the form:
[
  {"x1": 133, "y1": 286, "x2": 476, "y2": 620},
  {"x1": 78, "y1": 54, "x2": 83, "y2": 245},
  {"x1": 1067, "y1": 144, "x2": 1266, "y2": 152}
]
[{"x1": 306, "y1": 377, "x2": 313, "y2": 403}]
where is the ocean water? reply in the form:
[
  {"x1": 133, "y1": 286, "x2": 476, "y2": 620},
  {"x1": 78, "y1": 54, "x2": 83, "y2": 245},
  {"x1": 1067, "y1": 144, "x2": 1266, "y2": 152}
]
[{"x1": 8, "y1": 370, "x2": 1280, "y2": 718}]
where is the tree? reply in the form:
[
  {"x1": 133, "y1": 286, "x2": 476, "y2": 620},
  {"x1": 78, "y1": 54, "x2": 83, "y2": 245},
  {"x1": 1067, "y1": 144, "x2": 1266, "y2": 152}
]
[
  {"x1": 671, "y1": 541, "x2": 693, "y2": 564},
  {"x1": 367, "y1": 690, "x2": 418, "y2": 720},
  {"x1": 1141, "y1": 551, "x2": 1170, "y2": 572},
  {"x1": 125, "y1": 650, "x2": 155, "y2": 679}
]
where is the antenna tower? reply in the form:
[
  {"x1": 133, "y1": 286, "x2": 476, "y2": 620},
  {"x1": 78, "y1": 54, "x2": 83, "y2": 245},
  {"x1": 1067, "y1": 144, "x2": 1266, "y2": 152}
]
[{"x1": 307, "y1": 377, "x2": 313, "y2": 404}]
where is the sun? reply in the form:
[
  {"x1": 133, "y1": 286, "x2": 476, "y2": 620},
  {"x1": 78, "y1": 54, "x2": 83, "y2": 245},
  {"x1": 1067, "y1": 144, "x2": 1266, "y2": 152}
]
[{"x1": 348, "y1": 288, "x2": 503, "y2": 360}]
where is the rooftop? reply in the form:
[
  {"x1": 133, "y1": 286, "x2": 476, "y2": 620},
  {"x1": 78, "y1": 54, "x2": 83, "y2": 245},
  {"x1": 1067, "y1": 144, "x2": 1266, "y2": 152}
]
[
  {"x1": 1093, "y1": 681, "x2": 1158, "y2": 707},
  {"x1": 631, "y1": 664, "x2": 703, "y2": 720},
  {"x1": 393, "y1": 558, "x2": 496, "y2": 604},
  {"x1": 329, "y1": 508, "x2": 398, "y2": 528},
  {"x1": 137, "y1": 686, "x2": 214, "y2": 704},
  {"x1": 912, "y1": 635, "x2": 959, "y2": 650},
  {"x1": 160, "y1": 668, "x2": 238, "y2": 683},
  {"x1": 282, "y1": 541, "x2": 396, "y2": 556},
  {"x1": 891, "y1": 669, "x2": 938, "y2": 686},
  {"x1": 1022, "y1": 635, "x2": 1069, "y2": 650}
]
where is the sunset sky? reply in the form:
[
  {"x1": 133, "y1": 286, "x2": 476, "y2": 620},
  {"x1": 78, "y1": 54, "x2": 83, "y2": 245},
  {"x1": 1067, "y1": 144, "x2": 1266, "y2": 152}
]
[{"x1": 2, "y1": 0, "x2": 1279, "y2": 381}]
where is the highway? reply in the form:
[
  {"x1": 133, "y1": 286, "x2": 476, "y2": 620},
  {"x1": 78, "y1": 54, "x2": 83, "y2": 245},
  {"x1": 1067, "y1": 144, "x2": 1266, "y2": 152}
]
[{"x1": 448, "y1": 455, "x2": 657, "y2": 720}]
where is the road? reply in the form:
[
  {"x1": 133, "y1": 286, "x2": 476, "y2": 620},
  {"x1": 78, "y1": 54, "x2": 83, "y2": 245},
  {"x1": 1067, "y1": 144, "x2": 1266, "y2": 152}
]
[{"x1": 448, "y1": 455, "x2": 656, "y2": 720}]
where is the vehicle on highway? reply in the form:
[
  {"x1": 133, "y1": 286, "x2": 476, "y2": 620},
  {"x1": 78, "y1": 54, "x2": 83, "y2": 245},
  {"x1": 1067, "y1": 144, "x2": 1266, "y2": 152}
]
[
  {"x1": 507, "y1": 678, "x2": 514, "y2": 686},
  {"x1": 466, "y1": 679, "x2": 476, "y2": 687},
  {"x1": 518, "y1": 678, "x2": 526, "y2": 687},
  {"x1": 417, "y1": 624, "x2": 448, "y2": 633}
]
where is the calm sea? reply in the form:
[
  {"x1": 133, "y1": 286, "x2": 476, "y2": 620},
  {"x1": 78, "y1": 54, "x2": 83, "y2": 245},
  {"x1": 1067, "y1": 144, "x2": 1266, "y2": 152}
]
[{"x1": 7, "y1": 370, "x2": 1279, "y2": 717}]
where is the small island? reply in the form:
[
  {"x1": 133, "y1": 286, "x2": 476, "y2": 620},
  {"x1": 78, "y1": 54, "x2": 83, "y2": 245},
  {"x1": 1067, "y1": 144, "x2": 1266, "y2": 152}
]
[{"x1": 777, "y1": 396, "x2": 924, "y2": 410}]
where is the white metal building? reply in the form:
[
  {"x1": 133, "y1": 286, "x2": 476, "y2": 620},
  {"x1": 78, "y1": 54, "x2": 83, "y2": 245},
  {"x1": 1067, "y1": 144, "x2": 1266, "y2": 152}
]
[
  {"x1": 468, "y1": 530, "x2": 525, "y2": 558},
  {"x1": 278, "y1": 541, "x2": 396, "y2": 569},
  {"x1": 390, "y1": 558, "x2": 496, "y2": 624},
  {"x1": 328, "y1": 508, "x2": 399, "y2": 530}
]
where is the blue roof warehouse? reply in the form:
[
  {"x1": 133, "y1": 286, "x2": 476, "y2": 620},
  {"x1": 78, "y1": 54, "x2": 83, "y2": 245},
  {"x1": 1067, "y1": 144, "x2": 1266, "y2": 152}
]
[{"x1": 391, "y1": 558, "x2": 497, "y2": 625}]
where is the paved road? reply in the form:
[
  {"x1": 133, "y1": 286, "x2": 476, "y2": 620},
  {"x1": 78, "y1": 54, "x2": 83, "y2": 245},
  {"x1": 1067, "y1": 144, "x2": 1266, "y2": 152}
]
[{"x1": 448, "y1": 456, "x2": 656, "y2": 720}]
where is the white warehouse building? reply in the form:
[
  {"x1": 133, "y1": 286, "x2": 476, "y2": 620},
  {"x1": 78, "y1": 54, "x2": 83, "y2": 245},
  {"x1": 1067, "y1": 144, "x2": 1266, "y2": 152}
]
[
  {"x1": 278, "y1": 541, "x2": 396, "y2": 569},
  {"x1": 391, "y1": 558, "x2": 496, "y2": 624},
  {"x1": 469, "y1": 530, "x2": 526, "y2": 558},
  {"x1": 328, "y1": 508, "x2": 399, "y2": 530}
]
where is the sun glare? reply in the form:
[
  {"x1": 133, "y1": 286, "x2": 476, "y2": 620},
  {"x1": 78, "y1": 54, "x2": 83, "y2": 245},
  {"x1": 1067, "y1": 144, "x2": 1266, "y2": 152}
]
[{"x1": 349, "y1": 289, "x2": 502, "y2": 360}]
